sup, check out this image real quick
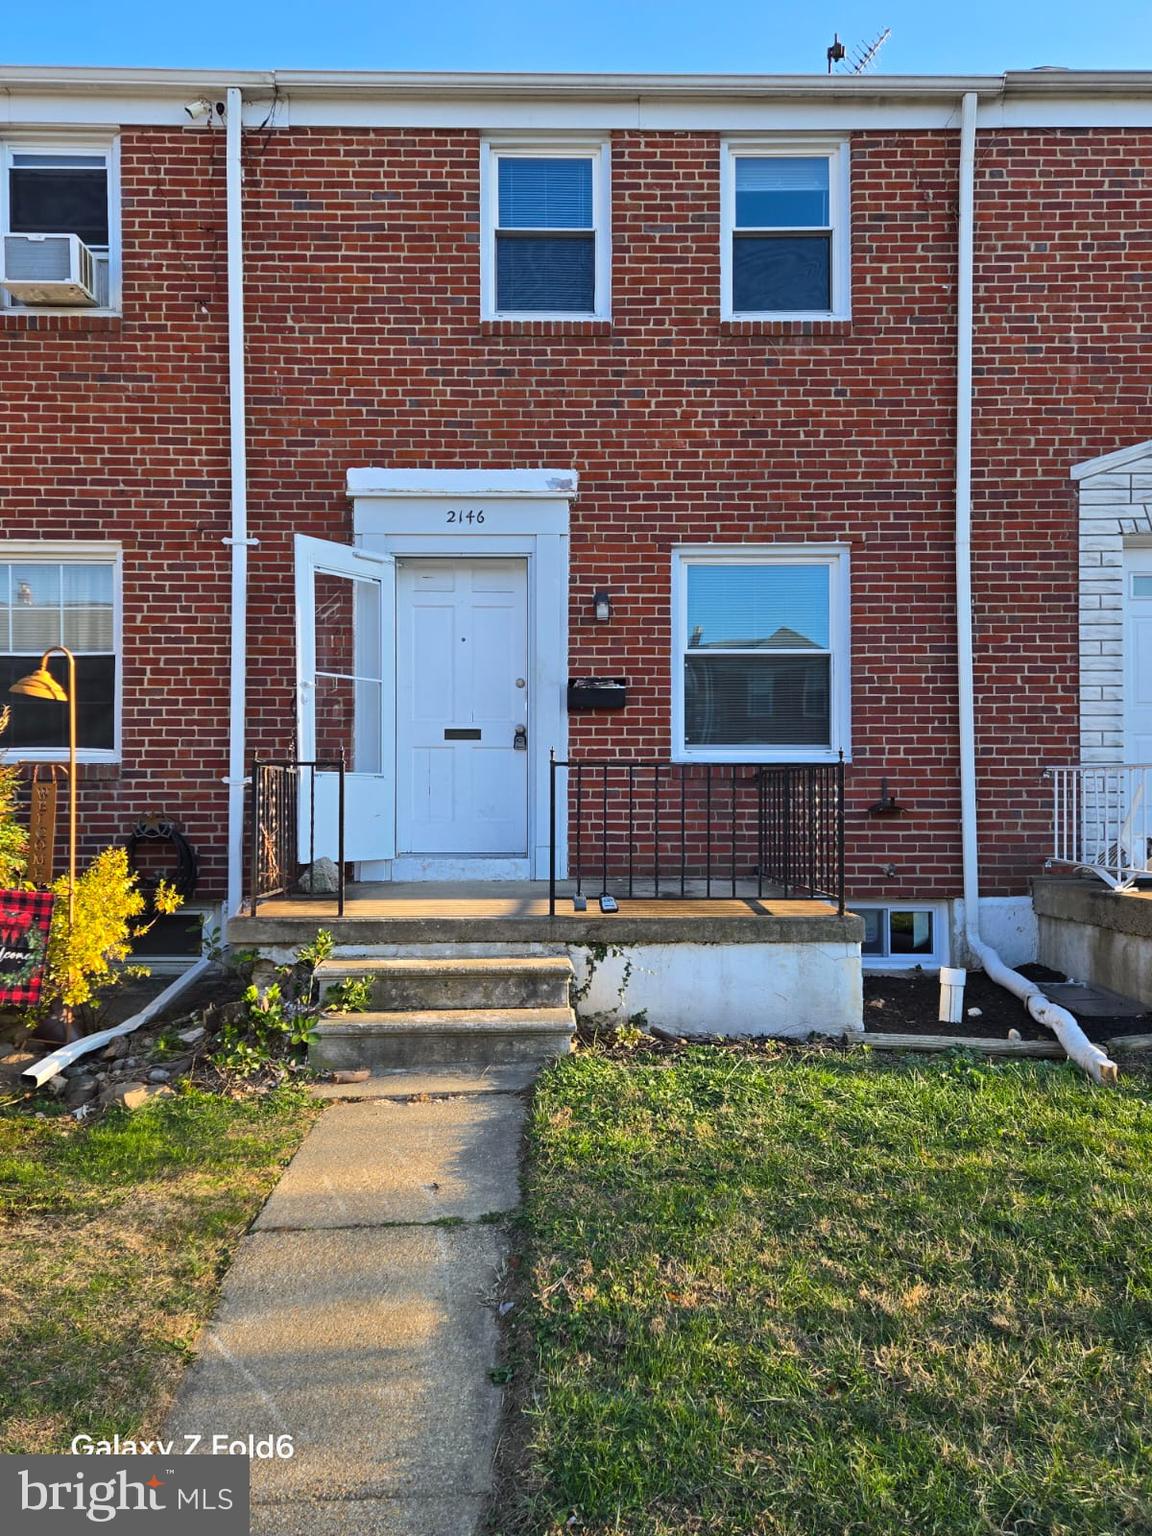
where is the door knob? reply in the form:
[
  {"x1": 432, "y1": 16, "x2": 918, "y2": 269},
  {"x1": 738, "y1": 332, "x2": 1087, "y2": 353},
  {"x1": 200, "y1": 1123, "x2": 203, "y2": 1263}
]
[{"x1": 513, "y1": 725, "x2": 528, "y2": 751}]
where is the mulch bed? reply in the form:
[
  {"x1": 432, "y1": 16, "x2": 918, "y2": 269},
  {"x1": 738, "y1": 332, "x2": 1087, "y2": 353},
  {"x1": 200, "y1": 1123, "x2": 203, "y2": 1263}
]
[{"x1": 863, "y1": 964, "x2": 1152, "y2": 1044}]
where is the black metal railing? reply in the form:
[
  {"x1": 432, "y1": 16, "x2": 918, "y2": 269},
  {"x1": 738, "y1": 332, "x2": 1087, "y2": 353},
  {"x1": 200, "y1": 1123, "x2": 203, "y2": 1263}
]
[
  {"x1": 548, "y1": 754, "x2": 844, "y2": 916},
  {"x1": 249, "y1": 756, "x2": 346, "y2": 916}
]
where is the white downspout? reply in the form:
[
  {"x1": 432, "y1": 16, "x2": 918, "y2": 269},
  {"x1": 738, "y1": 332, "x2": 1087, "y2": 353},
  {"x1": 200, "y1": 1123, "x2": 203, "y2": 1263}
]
[
  {"x1": 224, "y1": 86, "x2": 255, "y2": 919},
  {"x1": 20, "y1": 956, "x2": 214, "y2": 1088},
  {"x1": 953, "y1": 90, "x2": 1117, "y2": 1083}
]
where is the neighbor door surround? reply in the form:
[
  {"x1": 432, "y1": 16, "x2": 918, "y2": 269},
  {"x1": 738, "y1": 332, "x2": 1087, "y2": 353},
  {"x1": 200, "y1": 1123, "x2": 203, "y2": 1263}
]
[
  {"x1": 1071, "y1": 440, "x2": 1152, "y2": 765},
  {"x1": 347, "y1": 467, "x2": 575, "y2": 881}
]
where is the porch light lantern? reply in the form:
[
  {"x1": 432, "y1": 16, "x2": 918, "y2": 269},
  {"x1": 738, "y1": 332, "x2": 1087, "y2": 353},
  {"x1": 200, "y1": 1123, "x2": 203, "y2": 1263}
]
[
  {"x1": 10, "y1": 645, "x2": 78, "y2": 930},
  {"x1": 592, "y1": 590, "x2": 613, "y2": 622}
]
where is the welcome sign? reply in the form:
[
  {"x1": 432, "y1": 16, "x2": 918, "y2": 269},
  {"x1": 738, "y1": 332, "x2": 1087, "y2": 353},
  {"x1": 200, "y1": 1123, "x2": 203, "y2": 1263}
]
[{"x1": 0, "y1": 890, "x2": 55, "y2": 1008}]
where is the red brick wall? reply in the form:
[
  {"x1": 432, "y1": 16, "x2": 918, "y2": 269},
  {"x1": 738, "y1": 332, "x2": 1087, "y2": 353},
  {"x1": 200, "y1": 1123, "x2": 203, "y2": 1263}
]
[
  {"x1": 0, "y1": 128, "x2": 232, "y2": 896},
  {"x1": 970, "y1": 130, "x2": 1151, "y2": 892},
  {"x1": 241, "y1": 125, "x2": 967, "y2": 901},
  {"x1": 5, "y1": 120, "x2": 1151, "y2": 903}
]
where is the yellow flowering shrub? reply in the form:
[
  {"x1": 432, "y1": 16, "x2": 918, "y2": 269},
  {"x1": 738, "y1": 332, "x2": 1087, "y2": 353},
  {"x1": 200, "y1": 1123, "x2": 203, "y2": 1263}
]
[
  {"x1": 42, "y1": 847, "x2": 183, "y2": 1011},
  {"x1": 0, "y1": 710, "x2": 180, "y2": 1016}
]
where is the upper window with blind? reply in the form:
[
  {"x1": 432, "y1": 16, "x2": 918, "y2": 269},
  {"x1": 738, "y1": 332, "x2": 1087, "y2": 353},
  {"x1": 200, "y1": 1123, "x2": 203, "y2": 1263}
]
[
  {"x1": 0, "y1": 555, "x2": 120, "y2": 757},
  {"x1": 0, "y1": 142, "x2": 119, "y2": 312},
  {"x1": 672, "y1": 549, "x2": 850, "y2": 764},
  {"x1": 720, "y1": 141, "x2": 850, "y2": 320},
  {"x1": 482, "y1": 143, "x2": 610, "y2": 320}
]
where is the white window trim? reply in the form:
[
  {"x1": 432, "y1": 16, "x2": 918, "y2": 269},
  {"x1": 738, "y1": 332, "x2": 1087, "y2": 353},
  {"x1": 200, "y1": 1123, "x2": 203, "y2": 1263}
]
[
  {"x1": 719, "y1": 136, "x2": 851, "y2": 323},
  {"x1": 670, "y1": 544, "x2": 851, "y2": 765},
  {"x1": 0, "y1": 541, "x2": 123, "y2": 763},
  {"x1": 480, "y1": 137, "x2": 611, "y2": 322},
  {"x1": 0, "y1": 133, "x2": 122, "y2": 317},
  {"x1": 857, "y1": 901, "x2": 949, "y2": 971}
]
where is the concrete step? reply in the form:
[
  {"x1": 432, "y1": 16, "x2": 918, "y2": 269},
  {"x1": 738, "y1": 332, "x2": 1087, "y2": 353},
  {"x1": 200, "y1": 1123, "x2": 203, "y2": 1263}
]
[
  {"x1": 310, "y1": 1066, "x2": 542, "y2": 1100},
  {"x1": 314, "y1": 955, "x2": 573, "y2": 1012},
  {"x1": 310, "y1": 1007, "x2": 576, "y2": 1073}
]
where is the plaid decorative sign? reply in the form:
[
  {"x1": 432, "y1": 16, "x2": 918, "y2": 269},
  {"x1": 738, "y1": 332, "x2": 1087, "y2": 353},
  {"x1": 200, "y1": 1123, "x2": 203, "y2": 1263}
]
[{"x1": 0, "y1": 891, "x2": 55, "y2": 1008}]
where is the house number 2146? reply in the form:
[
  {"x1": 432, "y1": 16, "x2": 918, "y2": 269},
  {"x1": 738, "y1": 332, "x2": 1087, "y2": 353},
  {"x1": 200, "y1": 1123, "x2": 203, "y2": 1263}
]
[{"x1": 446, "y1": 509, "x2": 486, "y2": 525}]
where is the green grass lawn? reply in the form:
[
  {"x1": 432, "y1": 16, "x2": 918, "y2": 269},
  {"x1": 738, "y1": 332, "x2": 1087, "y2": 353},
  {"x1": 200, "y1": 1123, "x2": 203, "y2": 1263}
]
[
  {"x1": 0, "y1": 1085, "x2": 318, "y2": 1454},
  {"x1": 506, "y1": 1048, "x2": 1152, "y2": 1536}
]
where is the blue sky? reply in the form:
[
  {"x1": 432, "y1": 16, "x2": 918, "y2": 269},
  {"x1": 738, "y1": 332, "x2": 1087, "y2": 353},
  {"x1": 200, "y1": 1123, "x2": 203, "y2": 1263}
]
[{"x1": 4, "y1": 1, "x2": 1150, "y2": 74}]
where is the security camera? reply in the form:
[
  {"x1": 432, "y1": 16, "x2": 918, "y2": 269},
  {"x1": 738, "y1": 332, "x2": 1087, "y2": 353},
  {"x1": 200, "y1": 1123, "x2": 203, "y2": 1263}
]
[{"x1": 184, "y1": 98, "x2": 214, "y2": 121}]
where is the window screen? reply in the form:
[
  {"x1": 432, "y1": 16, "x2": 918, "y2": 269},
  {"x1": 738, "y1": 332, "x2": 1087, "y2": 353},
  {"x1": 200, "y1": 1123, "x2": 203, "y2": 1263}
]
[
  {"x1": 0, "y1": 562, "x2": 116, "y2": 751},
  {"x1": 731, "y1": 155, "x2": 833, "y2": 314},
  {"x1": 683, "y1": 563, "x2": 832, "y2": 749},
  {"x1": 8, "y1": 154, "x2": 109, "y2": 247},
  {"x1": 735, "y1": 156, "x2": 830, "y2": 227},
  {"x1": 495, "y1": 156, "x2": 597, "y2": 314},
  {"x1": 498, "y1": 157, "x2": 593, "y2": 227}
]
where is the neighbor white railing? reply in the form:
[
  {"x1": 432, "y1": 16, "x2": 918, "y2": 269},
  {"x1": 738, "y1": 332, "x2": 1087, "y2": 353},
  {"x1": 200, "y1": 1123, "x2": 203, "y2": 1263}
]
[{"x1": 1047, "y1": 764, "x2": 1152, "y2": 889}]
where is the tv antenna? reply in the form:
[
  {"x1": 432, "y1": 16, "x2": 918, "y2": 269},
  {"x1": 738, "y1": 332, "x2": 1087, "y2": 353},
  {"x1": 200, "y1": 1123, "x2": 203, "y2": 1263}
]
[{"x1": 827, "y1": 27, "x2": 892, "y2": 74}]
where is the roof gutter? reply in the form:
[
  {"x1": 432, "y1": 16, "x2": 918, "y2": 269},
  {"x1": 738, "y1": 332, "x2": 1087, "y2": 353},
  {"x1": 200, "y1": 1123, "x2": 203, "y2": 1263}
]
[
  {"x1": 0, "y1": 64, "x2": 1001, "y2": 98},
  {"x1": 2, "y1": 63, "x2": 1148, "y2": 101},
  {"x1": 951, "y1": 88, "x2": 1117, "y2": 1083},
  {"x1": 223, "y1": 84, "x2": 252, "y2": 919}
]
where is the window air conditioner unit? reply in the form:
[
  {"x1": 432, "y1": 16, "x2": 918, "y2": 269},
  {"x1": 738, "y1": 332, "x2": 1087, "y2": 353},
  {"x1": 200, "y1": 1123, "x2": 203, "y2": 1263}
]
[{"x1": 1, "y1": 233, "x2": 99, "y2": 306}]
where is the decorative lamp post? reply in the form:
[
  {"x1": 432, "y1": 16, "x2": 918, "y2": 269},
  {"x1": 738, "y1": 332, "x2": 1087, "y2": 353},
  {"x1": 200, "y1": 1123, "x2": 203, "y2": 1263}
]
[{"x1": 10, "y1": 645, "x2": 77, "y2": 929}]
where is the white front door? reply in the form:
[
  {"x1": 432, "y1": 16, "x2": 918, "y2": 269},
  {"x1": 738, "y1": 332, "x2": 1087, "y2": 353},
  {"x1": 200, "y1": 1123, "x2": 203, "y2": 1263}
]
[
  {"x1": 294, "y1": 535, "x2": 396, "y2": 863},
  {"x1": 396, "y1": 558, "x2": 529, "y2": 856},
  {"x1": 1126, "y1": 547, "x2": 1152, "y2": 764}
]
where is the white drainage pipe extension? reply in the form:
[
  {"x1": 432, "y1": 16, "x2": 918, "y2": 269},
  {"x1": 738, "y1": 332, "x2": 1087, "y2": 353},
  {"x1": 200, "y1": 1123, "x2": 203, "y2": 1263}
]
[
  {"x1": 938, "y1": 967, "x2": 967, "y2": 1025},
  {"x1": 20, "y1": 957, "x2": 213, "y2": 1089},
  {"x1": 951, "y1": 89, "x2": 1117, "y2": 1085},
  {"x1": 969, "y1": 937, "x2": 1118, "y2": 1084}
]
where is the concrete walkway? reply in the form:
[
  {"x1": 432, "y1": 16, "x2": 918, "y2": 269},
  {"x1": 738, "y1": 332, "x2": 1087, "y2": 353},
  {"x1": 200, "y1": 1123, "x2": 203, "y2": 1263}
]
[{"x1": 166, "y1": 1070, "x2": 535, "y2": 1535}]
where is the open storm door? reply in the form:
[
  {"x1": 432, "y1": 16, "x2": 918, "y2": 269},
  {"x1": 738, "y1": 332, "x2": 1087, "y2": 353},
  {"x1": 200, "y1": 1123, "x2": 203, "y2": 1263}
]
[{"x1": 295, "y1": 534, "x2": 395, "y2": 864}]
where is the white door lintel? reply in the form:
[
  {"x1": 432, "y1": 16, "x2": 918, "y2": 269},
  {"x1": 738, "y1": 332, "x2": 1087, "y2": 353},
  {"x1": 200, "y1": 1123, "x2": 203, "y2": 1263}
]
[{"x1": 347, "y1": 467, "x2": 578, "y2": 499}]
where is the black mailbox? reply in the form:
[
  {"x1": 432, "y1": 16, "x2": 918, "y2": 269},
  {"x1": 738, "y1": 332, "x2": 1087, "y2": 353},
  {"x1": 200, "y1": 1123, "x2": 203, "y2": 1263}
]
[{"x1": 568, "y1": 677, "x2": 628, "y2": 712}]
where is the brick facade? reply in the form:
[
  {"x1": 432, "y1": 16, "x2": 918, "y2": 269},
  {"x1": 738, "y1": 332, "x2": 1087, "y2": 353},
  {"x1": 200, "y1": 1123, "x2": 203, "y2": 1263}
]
[
  {"x1": 2, "y1": 128, "x2": 232, "y2": 895},
  {"x1": 3, "y1": 102, "x2": 1150, "y2": 907}
]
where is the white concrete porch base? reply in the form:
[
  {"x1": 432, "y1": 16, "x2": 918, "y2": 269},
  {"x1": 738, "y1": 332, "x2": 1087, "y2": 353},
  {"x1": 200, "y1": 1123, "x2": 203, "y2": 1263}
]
[
  {"x1": 230, "y1": 889, "x2": 865, "y2": 1041},
  {"x1": 1034, "y1": 878, "x2": 1152, "y2": 1008},
  {"x1": 571, "y1": 940, "x2": 862, "y2": 1037}
]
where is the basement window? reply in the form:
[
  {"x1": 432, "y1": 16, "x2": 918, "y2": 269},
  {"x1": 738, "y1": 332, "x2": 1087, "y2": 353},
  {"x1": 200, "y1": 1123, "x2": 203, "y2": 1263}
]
[
  {"x1": 721, "y1": 140, "x2": 850, "y2": 320},
  {"x1": 1, "y1": 142, "x2": 120, "y2": 312},
  {"x1": 482, "y1": 141, "x2": 611, "y2": 320},
  {"x1": 0, "y1": 551, "x2": 121, "y2": 759},
  {"x1": 858, "y1": 904, "x2": 947, "y2": 969}
]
